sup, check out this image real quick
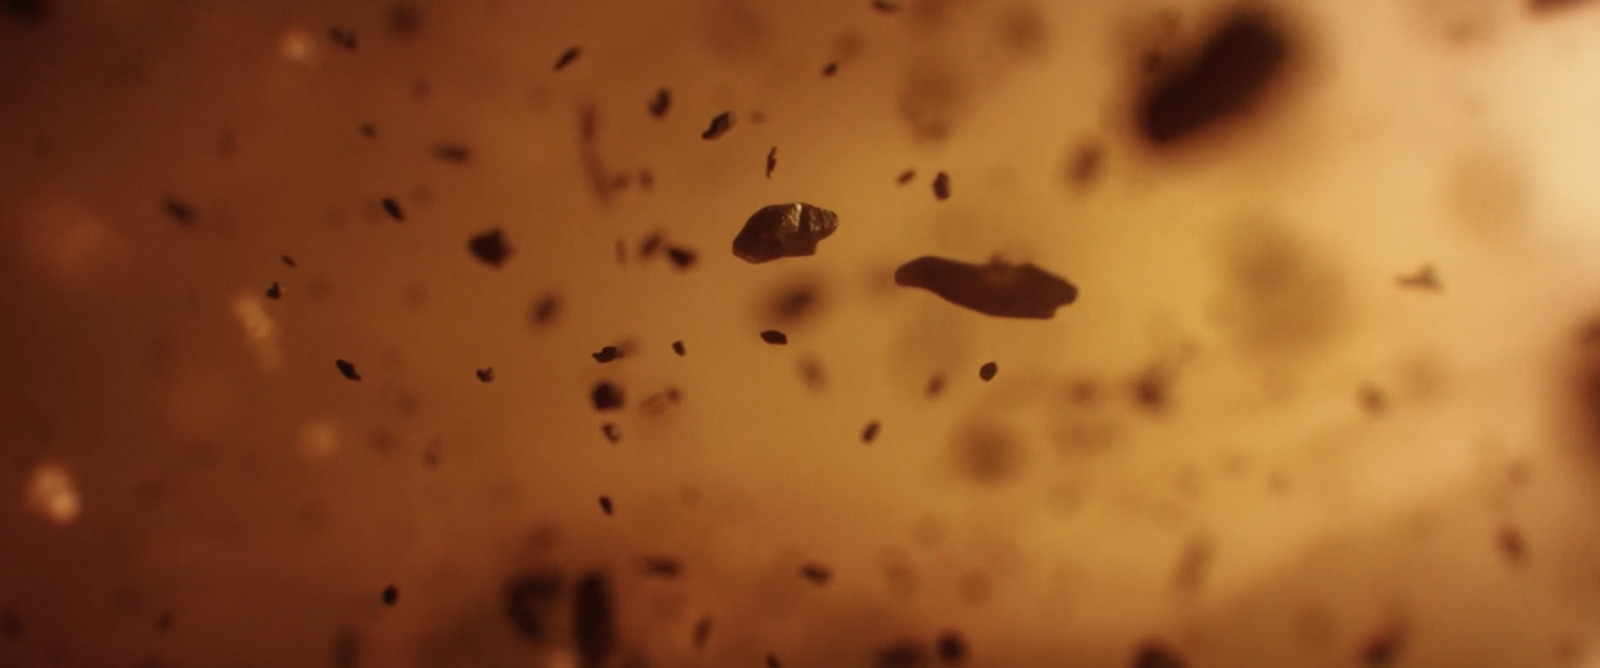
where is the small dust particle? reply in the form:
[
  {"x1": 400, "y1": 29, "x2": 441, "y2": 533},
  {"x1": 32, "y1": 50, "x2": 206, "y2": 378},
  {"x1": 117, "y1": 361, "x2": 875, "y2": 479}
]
[
  {"x1": 926, "y1": 373, "x2": 946, "y2": 398},
  {"x1": 702, "y1": 111, "x2": 736, "y2": 140},
  {"x1": 897, "y1": 169, "x2": 916, "y2": 185},
  {"x1": 554, "y1": 46, "x2": 581, "y2": 71},
  {"x1": 935, "y1": 630, "x2": 968, "y2": 663},
  {"x1": 592, "y1": 381, "x2": 625, "y2": 411},
  {"x1": 672, "y1": 340, "x2": 686, "y2": 356},
  {"x1": 666, "y1": 247, "x2": 698, "y2": 270},
  {"x1": 432, "y1": 142, "x2": 473, "y2": 164},
  {"x1": 979, "y1": 362, "x2": 997, "y2": 381},
  {"x1": 360, "y1": 123, "x2": 376, "y2": 138},
  {"x1": 1497, "y1": 525, "x2": 1526, "y2": 564},
  {"x1": 1358, "y1": 384, "x2": 1386, "y2": 415},
  {"x1": 281, "y1": 255, "x2": 297, "y2": 267},
  {"x1": 531, "y1": 293, "x2": 562, "y2": 326},
  {"x1": 932, "y1": 172, "x2": 951, "y2": 200},
  {"x1": 599, "y1": 496, "x2": 613, "y2": 515},
  {"x1": 649, "y1": 89, "x2": 672, "y2": 119},
  {"x1": 800, "y1": 562, "x2": 831, "y2": 585},
  {"x1": 381, "y1": 197, "x2": 404, "y2": 221},
  {"x1": 766, "y1": 146, "x2": 778, "y2": 179},
  {"x1": 336, "y1": 359, "x2": 361, "y2": 381},
  {"x1": 266, "y1": 282, "x2": 282, "y2": 300},
  {"x1": 1397, "y1": 264, "x2": 1441, "y2": 291},
  {"x1": 692, "y1": 615, "x2": 713, "y2": 648},
  {"x1": 760, "y1": 330, "x2": 789, "y2": 345},
  {"x1": 328, "y1": 26, "x2": 357, "y2": 50},
  {"x1": 593, "y1": 346, "x2": 622, "y2": 363},
  {"x1": 468, "y1": 228, "x2": 512, "y2": 267},
  {"x1": 162, "y1": 197, "x2": 197, "y2": 226},
  {"x1": 862, "y1": 420, "x2": 881, "y2": 444},
  {"x1": 476, "y1": 367, "x2": 495, "y2": 383},
  {"x1": 823, "y1": 62, "x2": 839, "y2": 76},
  {"x1": 601, "y1": 423, "x2": 621, "y2": 443},
  {"x1": 381, "y1": 585, "x2": 398, "y2": 606}
]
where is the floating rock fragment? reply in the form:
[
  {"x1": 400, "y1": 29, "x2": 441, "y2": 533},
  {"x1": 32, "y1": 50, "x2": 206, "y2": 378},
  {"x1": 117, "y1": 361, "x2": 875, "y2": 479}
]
[
  {"x1": 732, "y1": 203, "x2": 839, "y2": 263},
  {"x1": 894, "y1": 256, "x2": 1078, "y2": 319}
]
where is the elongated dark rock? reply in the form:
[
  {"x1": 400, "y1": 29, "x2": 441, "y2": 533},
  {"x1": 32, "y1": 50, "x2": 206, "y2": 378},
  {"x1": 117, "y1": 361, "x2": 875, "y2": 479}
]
[
  {"x1": 894, "y1": 256, "x2": 1078, "y2": 319},
  {"x1": 732, "y1": 203, "x2": 839, "y2": 263}
]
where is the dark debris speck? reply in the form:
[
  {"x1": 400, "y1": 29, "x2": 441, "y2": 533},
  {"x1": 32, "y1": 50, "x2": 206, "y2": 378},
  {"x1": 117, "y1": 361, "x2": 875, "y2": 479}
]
[
  {"x1": 1397, "y1": 264, "x2": 1441, "y2": 291},
  {"x1": 862, "y1": 420, "x2": 881, "y2": 444},
  {"x1": 266, "y1": 282, "x2": 281, "y2": 300},
  {"x1": 767, "y1": 653, "x2": 782, "y2": 668},
  {"x1": 979, "y1": 362, "x2": 997, "y2": 381},
  {"x1": 1361, "y1": 624, "x2": 1406, "y2": 667},
  {"x1": 332, "y1": 626, "x2": 361, "y2": 668},
  {"x1": 381, "y1": 585, "x2": 399, "y2": 606},
  {"x1": 554, "y1": 46, "x2": 582, "y2": 71},
  {"x1": 387, "y1": 2, "x2": 421, "y2": 37},
  {"x1": 4, "y1": 0, "x2": 51, "y2": 24},
  {"x1": 162, "y1": 197, "x2": 197, "y2": 226},
  {"x1": 1358, "y1": 384, "x2": 1386, "y2": 415},
  {"x1": 1497, "y1": 524, "x2": 1526, "y2": 564},
  {"x1": 702, "y1": 111, "x2": 736, "y2": 140},
  {"x1": 760, "y1": 330, "x2": 789, "y2": 345},
  {"x1": 476, "y1": 367, "x2": 495, "y2": 383},
  {"x1": 932, "y1": 172, "x2": 951, "y2": 200},
  {"x1": 935, "y1": 630, "x2": 967, "y2": 664},
  {"x1": 432, "y1": 142, "x2": 474, "y2": 164},
  {"x1": 601, "y1": 422, "x2": 621, "y2": 443},
  {"x1": 925, "y1": 373, "x2": 946, "y2": 398},
  {"x1": 872, "y1": 0, "x2": 903, "y2": 14},
  {"x1": 531, "y1": 293, "x2": 562, "y2": 327},
  {"x1": 692, "y1": 615, "x2": 713, "y2": 648},
  {"x1": 592, "y1": 381, "x2": 625, "y2": 411},
  {"x1": 328, "y1": 26, "x2": 358, "y2": 50},
  {"x1": 1132, "y1": 642, "x2": 1187, "y2": 668},
  {"x1": 281, "y1": 255, "x2": 297, "y2": 267},
  {"x1": 503, "y1": 571, "x2": 563, "y2": 641},
  {"x1": 732, "y1": 203, "x2": 840, "y2": 263},
  {"x1": 672, "y1": 340, "x2": 686, "y2": 356},
  {"x1": 641, "y1": 556, "x2": 683, "y2": 578},
  {"x1": 593, "y1": 346, "x2": 622, "y2": 363},
  {"x1": 649, "y1": 89, "x2": 672, "y2": 119},
  {"x1": 823, "y1": 62, "x2": 839, "y2": 76},
  {"x1": 381, "y1": 197, "x2": 404, "y2": 221},
  {"x1": 894, "y1": 256, "x2": 1079, "y2": 319},
  {"x1": 154, "y1": 612, "x2": 174, "y2": 632},
  {"x1": 336, "y1": 359, "x2": 361, "y2": 381},
  {"x1": 599, "y1": 496, "x2": 614, "y2": 515},
  {"x1": 800, "y1": 562, "x2": 831, "y2": 585},
  {"x1": 360, "y1": 123, "x2": 377, "y2": 138},
  {"x1": 468, "y1": 228, "x2": 512, "y2": 267},
  {"x1": 766, "y1": 146, "x2": 778, "y2": 179},
  {"x1": 897, "y1": 169, "x2": 916, "y2": 185},
  {"x1": 667, "y1": 247, "x2": 698, "y2": 270},
  {"x1": 1135, "y1": 10, "x2": 1290, "y2": 147}
]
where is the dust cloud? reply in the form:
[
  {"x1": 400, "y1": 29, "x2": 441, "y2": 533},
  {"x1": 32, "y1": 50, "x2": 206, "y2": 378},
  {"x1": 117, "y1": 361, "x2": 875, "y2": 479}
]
[{"x1": 6, "y1": 0, "x2": 1600, "y2": 667}]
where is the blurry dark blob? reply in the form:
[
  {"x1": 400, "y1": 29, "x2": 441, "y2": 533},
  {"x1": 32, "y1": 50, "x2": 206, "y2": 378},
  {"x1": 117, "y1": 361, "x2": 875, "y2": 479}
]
[
  {"x1": 799, "y1": 562, "x2": 831, "y2": 585},
  {"x1": 336, "y1": 359, "x2": 361, "y2": 381},
  {"x1": 608, "y1": 173, "x2": 631, "y2": 192},
  {"x1": 599, "y1": 496, "x2": 613, "y2": 515},
  {"x1": 386, "y1": 2, "x2": 421, "y2": 37},
  {"x1": 592, "y1": 381, "x2": 625, "y2": 411},
  {"x1": 266, "y1": 282, "x2": 281, "y2": 300},
  {"x1": 431, "y1": 142, "x2": 473, "y2": 164},
  {"x1": 162, "y1": 197, "x2": 197, "y2": 226},
  {"x1": 861, "y1": 420, "x2": 881, "y2": 444},
  {"x1": 767, "y1": 653, "x2": 782, "y2": 668},
  {"x1": 761, "y1": 330, "x2": 789, "y2": 345},
  {"x1": 925, "y1": 372, "x2": 946, "y2": 398},
  {"x1": 823, "y1": 61, "x2": 839, "y2": 76},
  {"x1": 894, "y1": 256, "x2": 1079, "y2": 319},
  {"x1": 4, "y1": 0, "x2": 50, "y2": 23},
  {"x1": 1529, "y1": 0, "x2": 1598, "y2": 12},
  {"x1": 360, "y1": 123, "x2": 377, "y2": 138},
  {"x1": 381, "y1": 585, "x2": 399, "y2": 606},
  {"x1": 554, "y1": 46, "x2": 582, "y2": 71},
  {"x1": 640, "y1": 387, "x2": 683, "y2": 416},
  {"x1": 897, "y1": 169, "x2": 917, "y2": 185},
  {"x1": 476, "y1": 367, "x2": 495, "y2": 383},
  {"x1": 797, "y1": 356, "x2": 826, "y2": 390},
  {"x1": 381, "y1": 197, "x2": 404, "y2": 221},
  {"x1": 504, "y1": 571, "x2": 564, "y2": 642},
  {"x1": 934, "y1": 630, "x2": 967, "y2": 664},
  {"x1": 667, "y1": 247, "x2": 698, "y2": 270},
  {"x1": 1360, "y1": 624, "x2": 1406, "y2": 666},
  {"x1": 766, "y1": 146, "x2": 778, "y2": 179},
  {"x1": 638, "y1": 169, "x2": 656, "y2": 191},
  {"x1": 932, "y1": 172, "x2": 951, "y2": 200},
  {"x1": 531, "y1": 293, "x2": 563, "y2": 327},
  {"x1": 411, "y1": 77, "x2": 432, "y2": 100},
  {"x1": 877, "y1": 640, "x2": 928, "y2": 667},
  {"x1": 154, "y1": 612, "x2": 174, "y2": 632},
  {"x1": 672, "y1": 340, "x2": 687, "y2": 356},
  {"x1": 702, "y1": 111, "x2": 736, "y2": 139},
  {"x1": 1066, "y1": 140, "x2": 1104, "y2": 189},
  {"x1": 872, "y1": 0, "x2": 903, "y2": 14},
  {"x1": 0, "y1": 610, "x2": 20, "y2": 638},
  {"x1": 328, "y1": 26, "x2": 358, "y2": 50},
  {"x1": 641, "y1": 556, "x2": 683, "y2": 578},
  {"x1": 692, "y1": 615, "x2": 714, "y2": 648},
  {"x1": 649, "y1": 89, "x2": 672, "y2": 119},
  {"x1": 422, "y1": 439, "x2": 442, "y2": 468},
  {"x1": 732, "y1": 203, "x2": 840, "y2": 263},
  {"x1": 1171, "y1": 534, "x2": 1212, "y2": 594},
  {"x1": 593, "y1": 346, "x2": 622, "y2": 363},
  {"x1": 332, "y1": 626, "x2": 361, "y2": 668},
  {"x1": 1134, "y1": 10, "x2": 1290, "y2": 147},
  {"x1": 468, "y1": 228, "x2": 512, "y2": 267},
  {"x1": 1497, "y1": 524, "x2": 1527, "y2": 564},
  {"x1": 573, "y1": 572, "x2": 618, "y2": 668},
  {"x1": 281, "y1": 255, "x2": 297, "y2": 267},
  {"x1": 769, "y1": 283, "x2": 821, "y2": 324},
  {"x1": 1396, "y1": 263, "x2": 1441, "y2": 291},
  {"x1": 601, "y1": 422, "x2": 621, "y2": 443},
  {"x1": 639, "y1": 232, "x2": 665, "y2": 259},
  {"x1": 1132, "y1": 643, "x2": 1187, "y2": 668},
  {"x1": 1358, "y1": 384, "x2": 1386, "y2": 415},
  {"x1": 1132, "y1": 364, "x2": 1170, "y2": 411},
  {"x1": 979, "y1": 362, "x2": 997, "y2": 381}
]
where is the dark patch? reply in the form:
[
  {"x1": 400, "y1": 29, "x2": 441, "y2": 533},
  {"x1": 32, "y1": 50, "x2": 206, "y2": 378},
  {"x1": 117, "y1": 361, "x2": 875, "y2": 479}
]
[
  {"x1": 932, "y1": 171, "x2": 952, "y2": 200},
  {"x1": 328, "y1": 26, "x2": 358, "y2": 50},
  {"x1": 1132, "y1": 642, "x2": 1187, "y2": 668},
  {"x1": 672, "y1": 340, "x2": 687, "y2": 356},
  {"x1": 692, "y1": 615, "x2": 713, "y2": 648},
  {"x1": 592, "y1": 382, "x2": 625, "y2": 411},
  {"x1": 431, "y1": 142, "x2": 473, "y2": 164},
  {"x1": 360, "y1": 123, "x2": 376, "y2": 138},
  {"x1": 733, "y1": 203, "x2": 841, "y2": 263},
  {"x1": 1396, "y1": 264, "x2": 1441, "y2": 291},
  {"x1": 593, "y1": 346, "x2": 622, "y2": 363},
  {"x1": 381, "y1": 198, "x2": 404, "y2": 221},
  {"x1": 996, "y1": 2, "x2": 1048, "y2": 58},
  {"x1": 953, "y1": 421, "x2": 1024, "y2": 485},
  {"x1": 554, "y1": 46, "x2": 582, "y2": 71},
  {"x1": 926, "y1": 373, "x2": 947, "y2": 398},
  {"x1": 1497, "y1": 524, "x2": 1526, "y2": 564},
  {"x1": 1134, "y1": 10, "x2": 1291, "y2": 147},
  {"x1": 154, "y1": 611, "x2": 173, "y2": 632},
  {"x1": 4, "y1": 0, "x2": 50, "y2": 23},
  {"x1": 862, "y1": 420, "x2": 881, "y2": 444},
  {"x1": 386, "y1": 2, "x2": 421, "y2": 38},
  {"x1": 1065, "y1": 140, "x2": 1104, "y2": 189},
  {"x1": 767, "y1": 653, "x2": 782, "y2": 668},
  {"x1": 649, "y1": 89, "x2": 672, "y2": 119},
  {"x1": 599, "y1": 496, "x2": 614, "y2": 515},
  {"x1": 934, "y1": 630, "x2": 968, "y2": 664},
  {"x1": 702, "y1": 111, "x2": 736, "y2": 140},
  {"x1": 979, "y1": 362, "x2": 997, "y2": 381},
  {"x1": 666, "y1": 247, "x2": 698, "y2": 270},
  {"x1": 1171, "y1": 534, "x2": 1212, "y2": 594},
  {"x1": 641, "y1": 556, "x2": 683, "y2": 578},
  {"x1": 1131, "y1": 364, "x2": 1170, "y2": 412},
  {"x1": 336, "y1": 359, "x2": 362, "y2": 381},
  {"x1": 639, "y1": 232, "x2": 665, "y2": 259},
  {"x1": 823, "y1": 62, "x2": 839, "y2": 76},
  {"x1": 800, "y1": 562, "x2": 832, "y2": 585},
  {"x1": 872, "y1": 0, "x2": 903, "y2": 14},
  {"x1": 1221, "y1": 221, "x2": 1343, "y2": 352},
  {"x1": 895, "y1": 256, "x2": 1079, "y2": 319},
  {"x1": 381, "y1": 585, "x2": 399, "y2": 606},
  {"x1": 281, "y1": 255, "x2": 297, "y2": 267},
  {"x1": 422, "y1": 439, "x2": 442, "y2": 468},
  {"x1": 897, "y1": 169, "x2": 917, "y2": 185},
  {"x1": 766, "y1": 146, "x2": 778, "y2": 178},
  {"x1": 769, "y1": 282, "x2": 821, "y2": 323},
  {"x1": 266, "y1": 282, "x2": 282, "y2": 300},
  {"x1": 760, "y1": 330, "x2": 789, "y2": 345},
  {"x1": 573, "y1": 572, "x2": 618, "y2": 668},
  {"x1": 797, "y1": 356, "x2": 826, "y2": 390},
  {"x1": 162, "y1": 197, "x2": 197, "y2": 226},
  {"x1": 1, "y1": 610, "x2": 20, "y2": 639},
  {"x1": 601, "y1": 423, "x2": 621, "y2": 443},
  {"x1": 1360, "y1": 624, "x2": 1406, "y2": 667},
  {"x1": 468, "y1": 228, "x2": 512, "y2": 267},
  {"x1": 878, "y1": 640, "x2": 928, "y2": 667},
  {"x1": 897, "y1": 64, "x2": 965, "y2": 144},
  {"x1": 332, "y1": 625, "x2": 361, "y2": 668},
  {"x1": 1358, "y1": 384, "x2": 1386, "y2": 415},
  {"x1": 476, "y1": 367, "x2": 495, "y2": 383},
  {"x1": 504, "y1": 571, "x2": 564, "y2": 642}
]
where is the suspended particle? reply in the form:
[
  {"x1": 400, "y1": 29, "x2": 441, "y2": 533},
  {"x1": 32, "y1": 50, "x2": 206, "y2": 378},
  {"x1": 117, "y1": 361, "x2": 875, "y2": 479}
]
[{"x1": 731, "y1": 203, "x2": 840, "y2": 263}]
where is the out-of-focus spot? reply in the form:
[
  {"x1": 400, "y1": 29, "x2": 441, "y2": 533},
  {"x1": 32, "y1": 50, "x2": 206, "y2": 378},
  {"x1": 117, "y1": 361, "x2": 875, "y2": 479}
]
[
  {"x1": 897, "y1": 62, "x2": 967, "y2": 144},
  {"x1": 994, "y1": 1, "x2": 1049, "y2": 59},
  {"x1": 1215, "y1": 220, "x2": 1344, "y2": 354},
  {"x1": 277, "y1": 27, "x2": 319, "y2": 64},
  {"x1": 697, "y1": 0, "x2": 772, "y2": 66},
  {"x1": 1445, "y1": 145, "x2": 1530, "y2": 240},
  {"x1": 19, "y1": 201, "x2": 127, "y2": 288},
  {"x1": 229, "y1": 292, "x2": 283, "y2": 373},
  {"x1": 25, "y1": 461, "x2": 80, "y2": 525},
  {"x1": 1132, "y1": 8, "x2": 1295, "y2": 148},
  {"x1": 952, "y1": 421, "x2": 1026, "y2": 486}
]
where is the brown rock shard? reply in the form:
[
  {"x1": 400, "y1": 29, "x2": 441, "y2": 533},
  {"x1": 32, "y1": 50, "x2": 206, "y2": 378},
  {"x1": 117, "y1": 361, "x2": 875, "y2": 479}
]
[
  {"x1": 732, "y1": 203, "x2": 840, "y2": 263},
  {"x1": 893, "y1": 256, "x2": 1078, "y2": 319}
]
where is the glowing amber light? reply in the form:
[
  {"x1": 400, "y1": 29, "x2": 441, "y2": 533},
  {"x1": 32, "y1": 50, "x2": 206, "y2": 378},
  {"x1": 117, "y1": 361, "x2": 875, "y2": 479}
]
[{"x1": 25, "y1": 462, "x2": 81, "y2": 526}]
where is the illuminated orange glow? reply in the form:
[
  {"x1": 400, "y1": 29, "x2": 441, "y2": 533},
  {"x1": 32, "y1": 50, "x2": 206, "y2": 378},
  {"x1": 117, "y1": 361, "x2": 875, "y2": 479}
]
[{"x1": 25, "y1": 462, "x2": 80, "y2": 526}]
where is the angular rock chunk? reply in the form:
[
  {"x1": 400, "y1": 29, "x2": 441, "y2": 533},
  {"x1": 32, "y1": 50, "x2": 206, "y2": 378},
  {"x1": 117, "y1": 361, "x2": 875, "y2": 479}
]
[
  {"x1": 732, "y1": 203, "x2": 839, "y2": 263},
  {"x1": 894, "y1": 256, "x2": 1078, "y2": 319}
]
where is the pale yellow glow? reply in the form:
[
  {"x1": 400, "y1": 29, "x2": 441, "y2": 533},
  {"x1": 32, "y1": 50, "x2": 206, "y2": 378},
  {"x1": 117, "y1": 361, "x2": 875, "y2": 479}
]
[{"x1": 230, "y1": 292, "x2": 283, "y2": 372}]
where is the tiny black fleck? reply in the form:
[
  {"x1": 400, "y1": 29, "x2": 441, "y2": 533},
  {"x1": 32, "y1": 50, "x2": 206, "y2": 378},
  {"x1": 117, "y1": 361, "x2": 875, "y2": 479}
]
[
  {"x1": 672, "y1": 340, "x2": 686, "y2": 356},
  {"x1": 767, "y1": 653, "x2": 782, "y2": 668},
  {"x1": 476, "y1": 367, "x2": 495, "y2": 383},
  {"x1": 979, "y1": 362, "x2": 997, "y2": 381},
  {"x1": 281, "y1": 255, "x2": 297, "y2": 267},
  {"x1": 593, "y1": 346, "x2": 622, "y2": 363},
  {"x1": 162, "y1": 197, "x2": 197, "y2": 226},
  {"x1": 872, "y1": 0, "x2": 903, "y2": 14},
  {"x1": 531, "y1": 293, "x2": 562, "y2": 327},
  {"x1": 761, "y1": 330, "x2": 789, "y2": 345},
  {"x1": 766, "y1": 146, "x2": 778, "y2": 179},
  {"x1": 592, "y1": 381, "x2": 625, "y2": 411},
  {"x1": 692, "y1": 615, "x2": 713, "y2": 648},
  {"x1": 935, "y1": 630, "x2": 967, "y2": 664},
  {"x1": 933, "y1": 172, "x2": 951, "y2": 200},
  {"x1": 823, "y1": 62, "x2": 839, "y2": 76},
  {"x1": 800, "y1": 562, "x2": 831, "y2": 585},
  {"x1": 649, "y1": 89, "x2": 672, "y2": 119},
  {"x1": 336, "y1": 359, "x2": 361, "y2": 381},
  {"x1": 897, "y1": 169, "x2": 916, "y2": 185},
  {"x1": 381, "y1": 585, "x2": 399, "y2": 606},
  {"x1": 862, "y1": 420, "x2": 881, "y2": 444},
  {"x1": 468, "y1": 228, "x2": 512, "y2": 267},
  {"x1": 360, "y1": 123, "x2": 377, "y2": 138},
  {"x1": 432, "y1": 142, "x2": 473, "y2": 164},
  {"x1": 1132, "y1": 642, "x2": 1187, "y2": 668},
  {"x1": 702, "y1": 111, "x2": 736, "y2": 140},
  {"x1": 266, "y1": 282, "x2": 281, "y2": 300},
  {"x1": 381, "y1": 197, "x2": 404, "y2": 221},
  {"x1": 554, "y1": 46, "x2": 582, "y2": 71},
  {"x1": 925, "y1": 373, "x2": 946, "y2": 398},
  {"x1": 599, "y1": 496, "x2": 614, "y2": 515},
  {"x1": 667, "y1": 247, "x2": 698, "y2": 270}
]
